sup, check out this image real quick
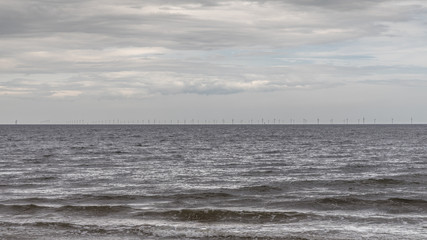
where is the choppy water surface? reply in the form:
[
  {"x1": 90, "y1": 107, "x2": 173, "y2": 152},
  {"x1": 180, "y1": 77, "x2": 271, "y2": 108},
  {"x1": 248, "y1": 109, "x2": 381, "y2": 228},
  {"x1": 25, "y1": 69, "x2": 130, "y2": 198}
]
[{"x1": 0, "y1": 125, "x2": 426, "y2": 239}]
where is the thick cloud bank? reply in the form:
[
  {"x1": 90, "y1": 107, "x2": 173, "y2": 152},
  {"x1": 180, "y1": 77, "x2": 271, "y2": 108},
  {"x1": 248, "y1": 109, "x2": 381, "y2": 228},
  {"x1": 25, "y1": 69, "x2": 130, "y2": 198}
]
[{"x1": 1, "y1": 1, "x2": 427, "y2": 123}]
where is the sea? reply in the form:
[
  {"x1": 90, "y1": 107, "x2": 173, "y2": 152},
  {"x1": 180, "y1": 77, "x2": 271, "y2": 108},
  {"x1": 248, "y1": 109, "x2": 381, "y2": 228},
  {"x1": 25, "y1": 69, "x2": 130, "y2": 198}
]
[{"x1": 0, "y1": 124, "x2": 426, "y2": 239}]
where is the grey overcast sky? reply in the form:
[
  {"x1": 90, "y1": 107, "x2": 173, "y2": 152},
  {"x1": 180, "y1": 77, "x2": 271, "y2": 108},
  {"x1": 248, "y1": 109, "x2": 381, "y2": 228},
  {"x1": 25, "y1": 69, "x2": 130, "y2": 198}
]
[{"x1": 1, "y1": 0, "x2": 427, "y2": 124}]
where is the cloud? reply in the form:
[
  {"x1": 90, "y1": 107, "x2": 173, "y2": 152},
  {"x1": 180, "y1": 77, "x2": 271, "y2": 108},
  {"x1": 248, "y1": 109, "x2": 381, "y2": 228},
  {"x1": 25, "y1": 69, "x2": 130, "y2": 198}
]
[
  {"x1": 1, "y1": 0, "x2": 427, "y2": 101},
  {"x1": 49, "y1": 90, "x2": 82, "y2": 98},
  {"x1": 0, "y1": 0, "x2": 416, "y2": 49}
]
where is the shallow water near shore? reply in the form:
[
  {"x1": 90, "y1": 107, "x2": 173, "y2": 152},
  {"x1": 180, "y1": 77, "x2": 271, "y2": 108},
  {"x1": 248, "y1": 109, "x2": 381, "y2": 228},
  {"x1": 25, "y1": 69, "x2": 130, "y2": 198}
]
[{"x1": 0, "y1": 124, "x2": 426, "y2": 239}]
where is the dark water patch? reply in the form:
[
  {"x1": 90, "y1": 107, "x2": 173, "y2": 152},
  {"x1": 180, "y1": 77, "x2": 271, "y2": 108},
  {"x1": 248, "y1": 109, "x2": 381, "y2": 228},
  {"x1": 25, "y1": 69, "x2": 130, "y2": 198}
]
[
  {"x1": 388, "y1": 198, "x2": 427, "y2": 205},
  {"x1": 339, "y1": 163, "x2": 379, "y2": 172},
  {"x1": 0, "y1": 197, "x2": 64, "y2": 204},
  {"x1": 316, "y1": 197, "x2": 368, "y2": 205},
  {"x1": 236, "y1": 185, "x2": 283, "y2": 194},
  {"x1": 69, "y1": 193, "x2": 192, "y2": 203},
  {"x1": 89, "y1": 150, "x2": 130, "y2": 155},
  {"x1": 292, "y1": 177, "x2": 419, "y2": 190},
  {"x1": 317, "y1": 154, "x2": 354, "y2": 159},
  {"x1": 22, "y1": 158, "x2": 47, "y2": 164},
  {"x1": 172, "y1": 192, "x2": 235, "y2": 200},
  {"x1": 11, "y1": 194, "x2": 139, "y2": 204},
  {"x1": 191, "y1": 147, "x2": 214, "y2": 151},
  {"x1": 1, "y1": 183, "x2": 48, "y2": 189},
  {"x1": 42, "y1": 154, "x2": 54, "y2": 158},
  {"x1": 62, "y1": 192, "x2": 235, "y2": 203},
  {"x1": 0, "y1": 204, "x2": 50, "y2": 215},
  {"x1": 241, "y1": 169, "x2": 281, "y2": 176},
  {"x1": 138, "y1": 209, "x2": 312, "y2": 223},
  {"x1": 0, "y1": 204, "x2": 132, "y2": 216},
  {"x1": 38, "y1": 176, "x2": 57, "y2": 181},
  {"x1": 111, "y1": 150, "x2": 127, "y2": 154},
  {"x1": 32, "y1": 221, "x2": 77, "y2": 230},
  {"x1": 358, "y1": 178, "x2": 416, "y2": 185},
  {"x1": 224, "y1": 197, "x2": 264, "y2": 205},
  {"x1": 76, "y1": 194, "x2": 139, "y2": 201},
  {"x1": 70, "y1": 146, "x2": 87, "y2": 150},
  {"x1": 311, "y1": 197, "x2": 427, "y2": 213},
  {"x1": 24, "y1": 176, "x2": 57, "y2": 182},
  {"x1": 318, "y1": 197, "x2": 427, "y2": 206},
  {"x1": 261, "y1": 149, "x2": 282, "y2": 154},
  {"x1": 58, "y1": 205, "x2": 131, "y2": 216}
]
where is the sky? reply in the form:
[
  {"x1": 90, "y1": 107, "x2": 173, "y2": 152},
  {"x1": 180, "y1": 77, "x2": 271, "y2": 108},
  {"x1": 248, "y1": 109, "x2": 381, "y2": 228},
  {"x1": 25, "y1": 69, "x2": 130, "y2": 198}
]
[{"x1": 1, "y1": 0, "x2": 427, "y2": 124}]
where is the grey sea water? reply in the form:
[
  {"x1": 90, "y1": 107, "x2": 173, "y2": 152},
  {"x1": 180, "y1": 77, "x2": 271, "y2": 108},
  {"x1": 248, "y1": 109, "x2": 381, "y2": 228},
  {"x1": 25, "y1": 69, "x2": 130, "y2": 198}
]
[{"x1": 0, "y1": 124, "x2": 426, "y2": 239}]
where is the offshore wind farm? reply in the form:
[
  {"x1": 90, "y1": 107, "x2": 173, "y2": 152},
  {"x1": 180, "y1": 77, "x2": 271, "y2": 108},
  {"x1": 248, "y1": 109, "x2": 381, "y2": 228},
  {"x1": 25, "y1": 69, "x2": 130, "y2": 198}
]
[{"x1": 5, "y1": 117, "x2": 420, "y2": 125}]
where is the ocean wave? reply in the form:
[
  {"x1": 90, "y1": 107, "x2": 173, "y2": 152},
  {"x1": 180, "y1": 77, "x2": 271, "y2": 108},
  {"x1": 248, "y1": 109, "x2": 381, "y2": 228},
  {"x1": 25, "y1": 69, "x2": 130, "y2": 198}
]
[
  {"x1": 0, "y1": 204, "x2": 314, "y2": 224},
  {"x1": 0, "y1": 204, "x2": 132, "y2": 216},
  {"x1": 0, "y1": 191, "x2": 236, "y2": 206},
  {"x1": 0, "y1": 204, "x2": 47, "y2": 214},
  {"x1": 172, "y1": 192, "x2": 235, "y2": 200},
  {"x1": 236, "y1": 185, "x2": 283, "y2": 193},
  {"x1": 388, "y1": 198, "x2": 427, "y2": 205},
  {"x1": 289, "y1": 177, "x2": 421, "y2": 188},
  {"x1": 0, "y1": 221, "x2": 312, "y2": 239},
  {"x1": 138, "y1": 209, "x2": 313, "y2": 223},
  {"x1": 71, "y1": 194, "x2": 140, "y2": 201},
  {"x1": 316, "y1": 197, "x2": 427, "y2": 205},
  {"x1": 73, "y1": 192, "x2": 236, "y2": 201},
  {"x1": 313, "y1": 197, "x2": 427, "y2": 213},
  {"x1": 354, "y1": 178, "x2": 418, "y2": 185},
  {"x1": 58, "y1": 205, "x2": 131, "y2": 215}
]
